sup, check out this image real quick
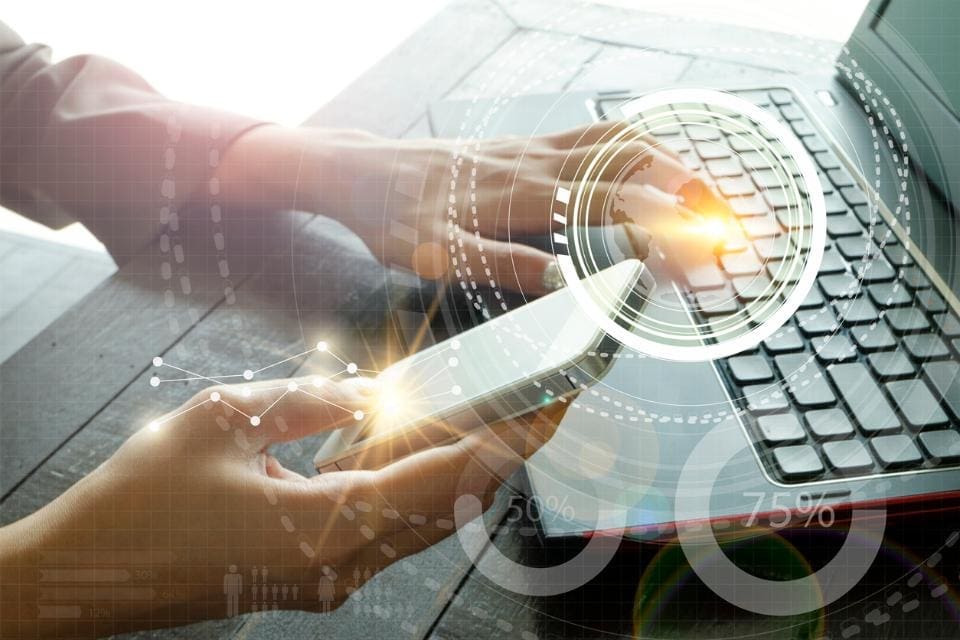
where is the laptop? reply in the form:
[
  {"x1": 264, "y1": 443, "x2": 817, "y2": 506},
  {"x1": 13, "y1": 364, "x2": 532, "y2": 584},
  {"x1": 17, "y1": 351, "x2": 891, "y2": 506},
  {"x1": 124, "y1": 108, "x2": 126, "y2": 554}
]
[{"x1": 425, "y1": 0, "x2": 960, "y2": 539}]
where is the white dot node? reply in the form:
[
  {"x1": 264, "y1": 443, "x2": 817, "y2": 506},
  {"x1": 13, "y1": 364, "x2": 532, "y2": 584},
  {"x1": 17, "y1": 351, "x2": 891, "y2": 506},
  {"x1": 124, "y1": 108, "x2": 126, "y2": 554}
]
[
  {"x1": 243, "y1": 369, "x2": 254, "y2": 380},
  {"x1": 353, "y1": 410, "x2": 365, "y2": 421},
  {"x1": 287, "y1": 381, "x2": 299, "y2": 392},
  {"x1": 148, "y1": 421, "x2": 159, "y2": 432},
  {"x1": 450, "y1": 339, "x2": 461, "y2": 351},
  {"x1": 152, "y1": 356, "x2": 163, "y2": 367},
  {"x1": 451, "y1": 385, "x2": 462, "y2": 396},
  {"x1": 448, "y1": 357, "x2": 459, "y2": 367},
  {"x1": 346, "y1": 363, "x2": 358, "y2": 374},
  {"x1": 313, "y1": 376, "x2": 325, "y2": 388},
  {"x1": 316, "y1": 340, "x2": 328, "y2": 352},
  {"x1": 210, "y1": 391, "x2": 221, "y2": 402},
  {"x1": 242, "y1": 387, "x2": 252, "y2": 397},
  {"x1": 149, "y1": 376, "x2": 160, "y2": 387},
  {"x1": 250, "y1": 415, "x2": 261, "y2": 427}
]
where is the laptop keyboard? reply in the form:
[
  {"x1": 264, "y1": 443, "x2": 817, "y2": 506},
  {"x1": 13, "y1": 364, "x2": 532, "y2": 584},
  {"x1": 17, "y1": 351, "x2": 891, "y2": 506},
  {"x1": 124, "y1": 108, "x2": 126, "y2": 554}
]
[{"x1": 602, "y1": 87, "x2": 960, "y2": 484}]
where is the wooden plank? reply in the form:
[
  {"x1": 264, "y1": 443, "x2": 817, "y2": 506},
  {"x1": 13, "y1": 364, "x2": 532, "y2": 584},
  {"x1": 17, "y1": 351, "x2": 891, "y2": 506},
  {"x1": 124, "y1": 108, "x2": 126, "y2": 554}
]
[
  {"x1": 565, "y1": 42, "x2": 692, "y2": 93},
  {"x1": 496, "y1": 0, "x2": 839, "y2": 75},
  {"x1": 302, "y1": 0, "x2": 517, "y2": 135},
  {"x1": 0, "y1": 252, "x2": 115, "y2": 364},
  {"x1": 0, "y1": 208, "x2": 316, "y2": 498}
]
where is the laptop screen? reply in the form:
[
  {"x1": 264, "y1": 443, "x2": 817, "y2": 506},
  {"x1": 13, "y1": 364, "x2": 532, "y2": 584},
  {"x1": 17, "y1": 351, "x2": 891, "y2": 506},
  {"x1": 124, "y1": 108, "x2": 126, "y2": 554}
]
[{"x1": 872, "y1": 0, "x2": 960, "y2": 121}]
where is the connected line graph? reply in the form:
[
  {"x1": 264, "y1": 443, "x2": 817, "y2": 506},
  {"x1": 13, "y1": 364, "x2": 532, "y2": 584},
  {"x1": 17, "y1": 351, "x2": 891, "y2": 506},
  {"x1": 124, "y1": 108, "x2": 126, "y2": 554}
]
[{"x1": 145, "y1": 341, "x2": 378, "y2": 431}]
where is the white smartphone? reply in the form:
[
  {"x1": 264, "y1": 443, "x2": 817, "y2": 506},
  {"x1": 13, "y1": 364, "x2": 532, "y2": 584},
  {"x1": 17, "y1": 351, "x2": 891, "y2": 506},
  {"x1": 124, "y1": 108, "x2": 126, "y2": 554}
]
[{"x1": 314, "y1": 259, "x2": 654, "y2": 473}]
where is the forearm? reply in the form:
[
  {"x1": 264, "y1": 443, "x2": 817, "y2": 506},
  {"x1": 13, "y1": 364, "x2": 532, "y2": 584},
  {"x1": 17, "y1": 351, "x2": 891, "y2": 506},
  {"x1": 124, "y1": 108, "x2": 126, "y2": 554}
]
[
  {"x1": 0, "y1": 472, "x2": 203, "y2": 639},
  {"x1": 213, "y1": 124, "x2": 382, "y2": 222}
]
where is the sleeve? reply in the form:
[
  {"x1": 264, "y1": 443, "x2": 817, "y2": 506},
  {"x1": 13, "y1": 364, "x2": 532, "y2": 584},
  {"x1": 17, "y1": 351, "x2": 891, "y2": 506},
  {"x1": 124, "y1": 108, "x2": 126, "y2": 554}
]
[{"x1": 0, "y1": 20, "x2": 265, "y2": 260}]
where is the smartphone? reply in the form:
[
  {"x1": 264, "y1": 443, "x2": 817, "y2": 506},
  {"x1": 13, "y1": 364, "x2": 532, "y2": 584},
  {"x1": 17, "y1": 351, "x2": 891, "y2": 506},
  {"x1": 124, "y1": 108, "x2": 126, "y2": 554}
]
[{"x1": 314, "y1": 259, "x2": 654, "y2": 473}]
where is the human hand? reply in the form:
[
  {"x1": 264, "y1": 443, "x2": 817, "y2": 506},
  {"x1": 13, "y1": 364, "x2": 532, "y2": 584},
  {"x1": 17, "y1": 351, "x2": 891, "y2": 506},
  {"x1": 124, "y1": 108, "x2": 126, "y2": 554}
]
[
  {"x1": 216, "y1": 122, "x2": 729, "y2": 295},
  {"x1": 0, "y1": 376, "x2": 566, "y2": 638}
]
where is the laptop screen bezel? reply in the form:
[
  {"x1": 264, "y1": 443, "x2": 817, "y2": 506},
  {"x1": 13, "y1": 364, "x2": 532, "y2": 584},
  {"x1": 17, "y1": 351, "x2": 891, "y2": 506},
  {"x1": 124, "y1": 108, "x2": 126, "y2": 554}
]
[{"x1": 842, "y1": 0, "x2": 959, "y2": 211}]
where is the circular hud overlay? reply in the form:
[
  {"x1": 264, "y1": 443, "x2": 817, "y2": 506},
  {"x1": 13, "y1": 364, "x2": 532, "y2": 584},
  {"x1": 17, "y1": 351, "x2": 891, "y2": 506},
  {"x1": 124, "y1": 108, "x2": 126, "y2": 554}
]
[{"x1": 553, "y1": 88, "x2": 826, "y2": 362}]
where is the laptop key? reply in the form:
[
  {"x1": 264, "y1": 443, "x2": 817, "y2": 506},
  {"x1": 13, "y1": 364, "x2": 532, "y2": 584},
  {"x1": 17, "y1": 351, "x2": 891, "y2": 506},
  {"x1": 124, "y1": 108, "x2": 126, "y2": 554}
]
[
  {"x1": 933, "y1": 313, "x2": 960, "y2": 337},
  {"x1": 901, "y1": 266, "x2": 931, "y2": 290},
  {"x1": 816, "y1": 247, "x2": 849, "y2": 275},
  {"x1": 828, "y1": 362, "x2": 901, "y2": 433},
  {"x1": 922, "y1": 361, "x2": 960, "y2": 420},
  {"x1": 811, "y1": 334, "x2": 856, "y2": 363},
  {"x1": 706, "y1": 157, "x2": 743, "y2": 178},
  {"x1": 867, "y1": 282, "x2": 911, "y2": 307},
  {"x1": 916, "y1": 289, "x2": 947, "y2": 314},
  {"x1": 803, "y1": 136, "x2": 828, "y2": 153},
  {"x1": 756, "y1": 413, "x2": 805, "y2": 444},
  {"x1": 833, "y1": 295, "x2": 878, "y2": 324},
  {"x1": 772, "y1": 445, "x2": 824, "y2": 479},
  {"x1": 885, "y1": 379, "x2": 949, "y2": 431},
  {"x1": 823, "y1": 440, "x2": 874, "y2": 474},
  {"x1": 840, "y1": 186, "x2": 869, "y2": 206},
  {"x1": 883, "y1": 243, "x2": 914, "y2": 267},
  {"x1": 819, "y1": 273, "x2": 860, "y2": 299},
  {"x1": 868, "y1": 349, "x2": 915, "y2": 379},
  {"x1": 763, "y1": 325, "x2": 805, "y2": 353},
  {"x1": 740, "y1": 151, "x2": 773, "y2": 171},
  {"x1": 744, "y1": 384, "x2": 790, "y2": 413},
  {"x1": 836, "y1": 236, "x2": 876, "y2": 260},
  {"x1": 805, "y1": 408, "x2": 855, "y2": 440},
  {"x1": 800, "y1": 287, "x2": 825, "y2": 309},
  {"x1": 918, "y1": 430, "x2": 960, "y2": 463},
  {"x1": 827, "y1": 213, "x2": 864, "y2": 238},
  {"x1": 685, "y1": 262, "x2": 727, "y2": 289},
  {"x1": 717, "y1": 175, "x2": 756, "y2": 197},
  {"x1": 720, "y1": 249, "x2": 763, "y2": 276},
  {"x1": 796, "y1": 308, "x2": 839, "y2": 336},
  {"x1": 694, "y1": 290, "x2": 740, "y2": 316},
  {"x1": 741, "y1": 215, "x2": 782, "y2": 239},
  {"x1": 814, "y1": 151, "x2": 841, "y2": 171},
  {"x1": 903, "y1": 334, "x2": 950, "y2": 361},
  {"x1": 695, "y1": 141, "x2": 732, "y2": 161},
  {"x1": 775, "y1": 353, "x2": 836, "y2": 408},
  {"x1": 827, "y1": 168, "x2": 856, "y2": 188},
  {"x1": 729, "y1": 194, "x2": 769, "y2": 217},
  {"x1": 855, "y1": 255, "x2": 895, "y2": 283},
  {"x1": 823, "y1": 192, "x2": 848, "y2": 214},
  {"x1": 852, "y1": 324, "x2": 897, "y2": 352},
  {"x1": 870, "y1": 434, "x2": 922, "y2": 469},
  {"x1": 754, "y1": 234, "x2": 793, "y2": 260},
  {"x1": 769, "y1": 89, "x2": 794, "y2": 105},
  {"x1": 728, "y1": 355, "x2": 774, "y2": 385},
  {"x1": 886, "y1": 308, "x2": 930, "y2": 334}
]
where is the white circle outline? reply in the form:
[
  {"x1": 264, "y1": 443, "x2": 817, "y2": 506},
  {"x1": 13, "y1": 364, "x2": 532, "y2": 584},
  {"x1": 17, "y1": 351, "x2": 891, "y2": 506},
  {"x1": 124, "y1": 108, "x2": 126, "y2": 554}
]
[{"x1": 559, "y1": 88, "x2": 826, "y2": 362}]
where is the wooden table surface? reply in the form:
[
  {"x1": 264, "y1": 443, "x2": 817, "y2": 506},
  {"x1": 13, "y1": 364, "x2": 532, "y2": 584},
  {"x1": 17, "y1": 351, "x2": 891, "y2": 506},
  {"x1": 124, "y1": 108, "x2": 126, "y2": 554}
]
[{"x1": 3, "y1": 1, "x2": 960, "y2": 638}]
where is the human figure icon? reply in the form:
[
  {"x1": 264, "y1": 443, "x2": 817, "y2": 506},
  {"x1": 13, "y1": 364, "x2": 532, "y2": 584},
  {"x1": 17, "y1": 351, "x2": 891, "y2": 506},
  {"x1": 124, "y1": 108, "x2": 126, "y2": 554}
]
[
  {"x1": 251, "y1": 566, "x2": 259, "y2": 600},
  {"x1": 292, "y1": 584, "x2": 299, "y2": 600},
  {"x1": 261, "y1": 583, "x2": 268, "y2": 600},
  {"x1": 223, "y1": 565, "x2": 243, "y2": 618},
  {"x1": 318, "y1": 576, "x2": 336, "y2": 613},
  {"x1": 262, "y1": 565, "x2": 268, "y2": 583},
  {"x1": 282, "y1": 584, "x2": 289, "y2": 600},
  {"x1": 271, "y1": 583, "x2": 279, "y2": 601},
  {"x1": 353, "y1": 567, "x2": 361, "y2": 587}
]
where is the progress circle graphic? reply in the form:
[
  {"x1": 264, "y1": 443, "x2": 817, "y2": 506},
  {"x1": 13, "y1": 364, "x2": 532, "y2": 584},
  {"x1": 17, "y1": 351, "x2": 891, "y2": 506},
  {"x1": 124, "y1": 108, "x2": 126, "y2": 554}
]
[{"x1": 553, "y1": 88, "x2": 827, "y2": 362}]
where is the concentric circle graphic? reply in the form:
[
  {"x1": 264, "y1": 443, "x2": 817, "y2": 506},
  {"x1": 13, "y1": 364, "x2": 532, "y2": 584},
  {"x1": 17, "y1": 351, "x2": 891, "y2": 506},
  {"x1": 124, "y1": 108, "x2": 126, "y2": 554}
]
[{"x1": 554, "y1": 88, "x2": 827, "y2": 362}]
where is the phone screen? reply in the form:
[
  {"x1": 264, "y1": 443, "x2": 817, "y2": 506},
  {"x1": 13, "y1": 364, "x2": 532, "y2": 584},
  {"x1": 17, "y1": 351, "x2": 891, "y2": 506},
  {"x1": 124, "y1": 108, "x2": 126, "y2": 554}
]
[{"x1": 356, "y1": 260, "x2": 645, "y2": 442}]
